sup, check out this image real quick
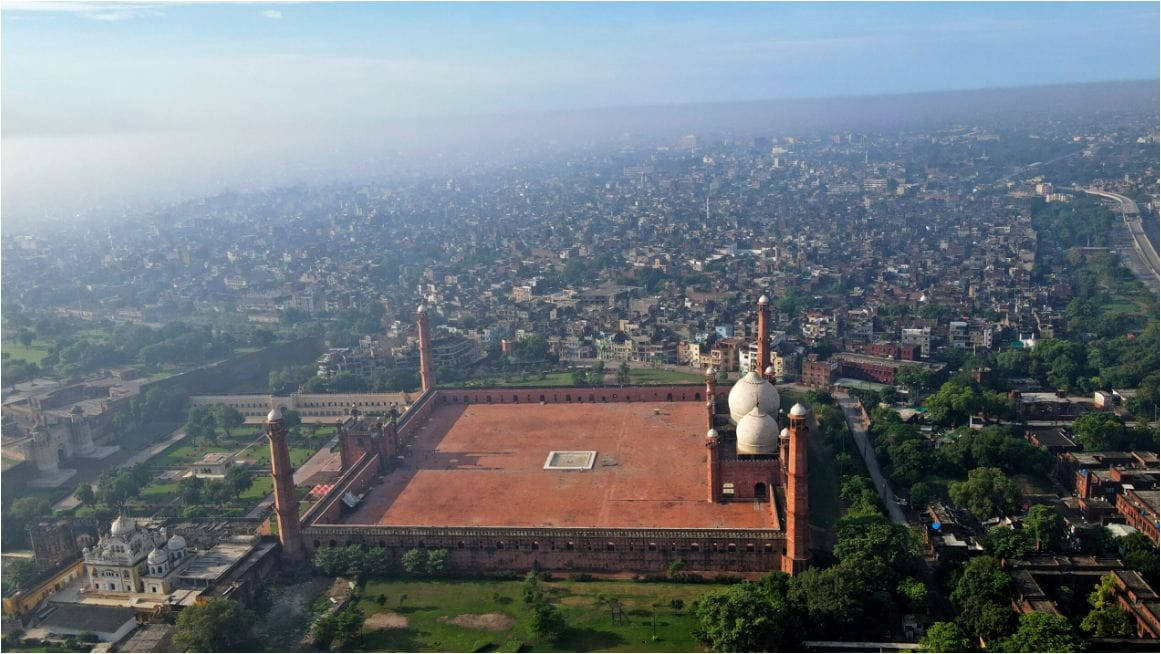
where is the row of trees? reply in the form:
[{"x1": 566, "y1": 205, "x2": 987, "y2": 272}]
[
  {"x1": 184, "y1": 404, "x2": 245, "y2": 444},
  {"x1": 312, "y1": 545, "x2": 448, "y2": 579}
]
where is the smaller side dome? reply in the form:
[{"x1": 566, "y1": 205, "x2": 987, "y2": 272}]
[
  {"x1": 789, "y1": 403, "x2": 810, "y2": 417},
  {"x1": 704, "y1": 366, "x2": 716, "y2": 379},
  {"x1": 736, "y1": 406, "x2": 778, "y2": 455},
  {"x1": 417, "y1": 304, "x2": 427, "y2": 314},
  {"x1": 758, "y1": 294, "x2": 769, "y2": 305},
  {"x1": 147, "y1": 548, "x2": 167, "y2": 565},
  {"x1": 764, "y1": 365, "x2": 775, "y2": 375},
  {"x1": 167, "y1": 534, "x2": 187, "y2": 551},
  {"x1": 780, "y1": 427, "x2": 790, "y2": 438},
  {"x1": 706, "y1": 428, "x2": 718, "y2": 440},
  {"x1": 267, "y1": 406, "x2": 283, "y2": 422}
]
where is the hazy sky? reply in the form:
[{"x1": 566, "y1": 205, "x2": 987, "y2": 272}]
[{"x1": 2, "y1": 1, "x2": 1159, "y2": 226}]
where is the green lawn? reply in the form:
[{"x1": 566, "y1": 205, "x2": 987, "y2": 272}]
[
  {"x1": 353, "y1": 578, "x2": 724, "y2": 652},
  {"x1": 451, "y1": 369, "x2": 705, "y2": 389},
  {"x1": 1, "y1": 338, "x2": 53, "y2": 365},
  {"x1": 481, "y1": 372, "x2": 579, "y2": 388},
  {"x1": 625, "y1": 369, "x2": 705, "y2": 385}
]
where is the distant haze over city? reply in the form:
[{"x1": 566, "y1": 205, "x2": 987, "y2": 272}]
[{"x1": 1, "y1": 1, "x2": 1158, "y2": 229}]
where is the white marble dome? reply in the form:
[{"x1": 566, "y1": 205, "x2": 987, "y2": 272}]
[
  {"x1": 267, "y1": 406, "x2": 283, "y2": 422},
  {"x1": 727, "y1": 371, "x2": 781, "y2": 423},
  {"x1": 110, "y1": 515, "x2": 136, "y2": 537},
  {"x1": 166, "y1": 534, "x2": 187, "y2": 551},
  {"x1": 736, "y1": 406, "x2": 778, "y2": 455},
  {"x1": 789, "y1": 403, "x2": 810, "y2": 418},
  {"x1": 707, "y1": 428, "x2": 718, "y2": 440},
  {"x1": 147, "y1": 547, "x2": 167, "y2": 565}
]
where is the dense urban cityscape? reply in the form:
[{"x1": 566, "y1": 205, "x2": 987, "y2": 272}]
[{"x1": 1, "y1": 3, "x2": 1159, "y2": 654}]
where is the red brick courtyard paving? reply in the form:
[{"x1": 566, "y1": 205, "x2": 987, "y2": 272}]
[{"x1": 344, "y1": 402, "x2": 779, "y2": 530}]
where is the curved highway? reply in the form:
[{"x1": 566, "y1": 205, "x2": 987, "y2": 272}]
[{"x1": 1077, "y1": 187, "x2": 1160, "y2": 291}]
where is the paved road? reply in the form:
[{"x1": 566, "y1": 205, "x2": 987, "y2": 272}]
[
  {"x1": 835, "y1": 393, "x2": 908, "y2": 526},
  {"x1": 245, "y1": 436, "x2": 341, "y2": 518}
]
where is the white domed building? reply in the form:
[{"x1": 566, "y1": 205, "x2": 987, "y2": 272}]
[{"x1": 83, "y1": 517, "x2": 189, "y2": 595}]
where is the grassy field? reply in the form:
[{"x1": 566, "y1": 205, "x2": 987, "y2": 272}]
[
  {"x1": 625, "y1": 369, "x2": 705, "y2": 385},
  {"x1": 352, "y1": 578, "x2": 724, "y2": 652},
  {"x1": 456, "y1": 368, "x2": 705, "y2": 389},
  {"x1": 1, "y1": 338, "x2": 53, "y2": 365}
]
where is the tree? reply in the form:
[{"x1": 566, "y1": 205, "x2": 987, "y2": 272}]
[
  {"x1": 692, "y1": 581, "x2": 795, "y2": 652},
  {"x1": 787, "y1": 564, "x2": 869, "y2": 637},
  {"x1": 997, "y1": 611, "x2": 1082, "y2": 653},
  {"x1": 528, "y1": 600, "x2": 566, "y2": 644},
  {"x1": 522, "y1": 570, "x2": 542, "y2": 604},
  {"x1": 2, "y1": 560, "x2": 40, "y2": 595},
  {"x1": 178, "y1": 475, "x2": 205, "y2": 506},
  {"x1": 952, "y1": 556, "x2": 1013, "y2": 607},
  {"x1": 333, "y1": 605, "x2": 365, "y2": 649},
  {"x1": 173, "y1": 598, "x2": 257, "y2": 652},
  {"x1": 1119, "y1": 532, "x2": 1159, "y2": 577},
  {"x1": 833, "y1": 513, "x2": 916, "y2": 581},
  {"x1": 401, "y1": 548, "x2": 425, "y2": 576},
  {"x1": 96, "y1": 470, "x2": 143, "y2": 513},
  {"x1": 895, "y1": 364, "x2": 935, "y2": 396},
  {"x1": 1023, "y1": 505, "x2": 1066, "y2": 553},
  {"x1": 616, "y1": 361, "x2": 632, "y2": 385},
  {"x1": 571, "y1": 369, "x2": 589, "y2": 386},
  {"x1": 920, "y1": 622, "x2": 972, "y2": 653},
  {"x1": 9, "y1": 496, "x2": 51, "y2": 523},
  {"x1": 956, "y1": 596, "x2": 1015, "y2": 643},
  {"x1": 1081, "y1": 574, "x2": 1134, "y2": 637},
  {"x1": 224, "y1": 466, "x2": 253, "y2": 500},
  {"x1": 184, "y1": 405, "x2": 218, "y2": 444},
  {"x1": 74, "y1": 483, "x2": 96, "y2": 507},
  {"x1": 949, "y1": 467, "x2": 1021, "y2": 519},
  {"x1": 211, "y1": 404, "x2": 244, "y2": 439},
  {"x1": 983, "y1": 526, "x2": 1032, "y2": 561},
  {"x1": 425, "y1": 548, "x2": 448, "y2": 576},
  {"x1": 1070, "y1": 411, "x2": 1128, "y2": 451},
  {"x1": 897, "y1": 577, "x2": 928, "y2": 613}
]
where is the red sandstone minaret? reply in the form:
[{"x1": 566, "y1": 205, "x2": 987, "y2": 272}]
[
  {"x1": 706, "y1": 428, "x2": 720, "y2": 503},
  {"x1": 417, "y1": 305, "x2": 436, "y2": 393},
  {"x1": 782, "y1": 403, "x2": 810, "y2": 575},
  {"x1": 704, "y1": 366, "x2": 717, "y2": 430},
  {"x1": 756, "y1": 295, "x2": 771, "y2": 379},
  {"x1": 265, "y1": 407, "x2": 304, "y2": 560}
]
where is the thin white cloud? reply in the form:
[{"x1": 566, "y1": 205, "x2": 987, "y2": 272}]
[
  {"x1": 1, "y1": 2, "x2": 163, "y2": 21},
  {"x1": 261, "y1": 9, "x2": 282, "y2": 20}
]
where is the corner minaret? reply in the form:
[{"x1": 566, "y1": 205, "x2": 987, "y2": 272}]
[
  {"x1": 704, "y1": 366, "x2": 717, "y2": 430},
  {"x1": 706, "y1": 428, "x2": 720, "y2": 503},
  {"x1": 265, "y1": 407, "x2": 304, "y2": 560},
  {"x1": 757, "y1": 295, "x2": 771, "y2": 379},
  {"x1": 782, "y1": 403, "x2": 810, "y2": 575},
  {"x1": 417, "y1": 304, "x2": 436, "y2": 393}
]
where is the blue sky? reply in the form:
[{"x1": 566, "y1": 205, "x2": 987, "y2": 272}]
[
  {"x1": 3, "y1": 1, "x2": 1158, "y2": 133},
  {"x1": 1, "y1": 2, "x2": 1158, "y2": 223}
]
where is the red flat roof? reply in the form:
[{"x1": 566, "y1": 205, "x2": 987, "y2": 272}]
[{"x1": 343, "y1": 402, "x2": 779, "y2": 530}]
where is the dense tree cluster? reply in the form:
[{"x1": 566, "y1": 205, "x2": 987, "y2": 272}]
[{"x1": 693, "y1": 491, "x2": 919, "y2": 650}]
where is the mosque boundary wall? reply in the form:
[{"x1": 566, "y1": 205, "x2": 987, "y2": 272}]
[{"x1": 301, "y1": 523, "x2": 785, "y2": 574}]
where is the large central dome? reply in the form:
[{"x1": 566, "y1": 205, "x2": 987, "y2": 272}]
[{"x1": 727, "y1": 370, "x2": 780, "y2": 423}]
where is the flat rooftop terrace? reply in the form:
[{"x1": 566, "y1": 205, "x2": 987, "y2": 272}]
[{"x1": 344, "y1": 402, "x2": 779, "y2": 531}]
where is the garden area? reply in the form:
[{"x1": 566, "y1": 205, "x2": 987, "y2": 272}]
[{"x1": 350, "y1": 577, "x2": 725, "y2": 653}]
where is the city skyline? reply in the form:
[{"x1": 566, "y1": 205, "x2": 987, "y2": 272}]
[{"x1": 2, "y1": 1, "x2": 1159, "y2": 225}]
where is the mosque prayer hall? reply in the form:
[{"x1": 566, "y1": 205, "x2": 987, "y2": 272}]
[{"x1": 267, "y1": 298, "x2": 812, "y2": 575}]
